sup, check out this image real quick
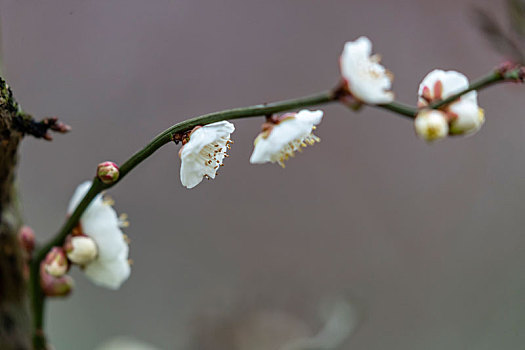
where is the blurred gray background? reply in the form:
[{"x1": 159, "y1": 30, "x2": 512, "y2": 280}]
[{"x1": 1, "y1": 0, "x2": 524, "y2": 349}]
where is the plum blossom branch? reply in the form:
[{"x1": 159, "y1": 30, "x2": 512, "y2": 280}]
[
  {"x1": 29, "y1": 91, "x2": 337, "y2": 349},
  {"x1": 34, "y1": 64, "x2": 524, "y2": 271},
  {"x1": 117, "y1": 91, "x2": 337, "y2": 180},
  {"x1": 28, "y1": 62, "x2": 523, "y2": 349}
]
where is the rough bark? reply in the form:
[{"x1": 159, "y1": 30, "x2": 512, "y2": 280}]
[{"x1": 0, "y1": 77, "x2": 31, "y2": 350}]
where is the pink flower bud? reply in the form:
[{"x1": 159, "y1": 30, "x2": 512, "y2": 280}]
[
  {"x1": 64, "y1": 234, "x2": 98, "y2": 265},
  {"x1": 43, "y1": 247, "x2": 69, "y2": 277},
  {"x1": 18, "y1": 225, "x2": 35, "y2": 254},
  {"x1": 40, "y1": 263, "x2": 74, "y2": 297},
  {"x1": 97, "y1": 161, "x2": 120, "y2": 184}
]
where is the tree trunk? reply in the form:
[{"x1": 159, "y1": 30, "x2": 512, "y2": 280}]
[{"x1": 0, "y1": 77, "x2": 32, "y2": 350}]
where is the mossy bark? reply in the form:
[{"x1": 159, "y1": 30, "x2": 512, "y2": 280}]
[{"x1": 0, "y1": 77, "x2": 31, "y2": 350}]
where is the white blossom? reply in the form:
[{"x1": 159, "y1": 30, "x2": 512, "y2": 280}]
[
  {"x1": 418, "y1": 69, "x2": 484, "y2": 135},
  {"x1": 68, "y1": 181, "x2": 130, "y2": 289},
  {"x1": 179, "y1": 121, "x2": 235, "y2": 189},
  {"x1": 414, "y1": 110, "x2": 449, "y2": 141},
  {"x1": 340, "y1": 36, "x2": 394, "y2": 104},
  {"x1": 250, "y1": 110, "x2": 323, "y2": 167}
]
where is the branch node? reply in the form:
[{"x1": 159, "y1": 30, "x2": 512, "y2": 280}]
[{"x1": 171, "y1": 132, "x2": 183, "y2": 144}]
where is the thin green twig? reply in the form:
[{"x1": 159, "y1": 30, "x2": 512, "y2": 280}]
[{"x1": 431, "y1": 68, "x2": 521, "y2": 109}]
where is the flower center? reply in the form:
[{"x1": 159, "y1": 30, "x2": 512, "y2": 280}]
[
  {"x1": 272, "y1": 130, "x2": 320, "y2": 168},
  {"x1": 426, "y1": 126, "x2": 442, "y2": 140},
  {"x1": 367, "y1": 65, "x2": 382, "y2": 79},
  {"x1": 199, "y1": 137, "x2": 233, "y2": 177}
]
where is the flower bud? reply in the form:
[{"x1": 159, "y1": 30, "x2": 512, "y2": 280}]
[
  {"x1": 43, "y1": 247, "x2": 69, "y2": 277},
  {"x1": 18, "y1": 225, "x2": 35, "y2": 254},
  {"x1": 64, "y1": 234, "x2": 98, "y2": 265},
  {"x1": 40, "y1": 263, "x2": 74, "y2": 297},
  {"x1": 97, "y1": 161, "x2": 120, "y2": 184},
  {"x1": 414, "y1": 110, "x2": 448, "y2": 142}
]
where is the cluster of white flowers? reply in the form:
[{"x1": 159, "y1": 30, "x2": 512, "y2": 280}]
[
  {"x1": 414, "y1": 69, "x2": 484, "y2": 141},
  {"x1": 43, "y1": 181, "x2": 131, "y2": 292},
  {"x1": 55, "y1": 36, "x2": 487, "y2": 291},
  {"x1": 337, "y1": 37, "x2": 484, "y2": 142},
  {"x1": 175, "y1": 37, "x2": 485, "y2": 190},
  {"x1": 178, "y1": 110, "x2": 324, "y2": 187}
]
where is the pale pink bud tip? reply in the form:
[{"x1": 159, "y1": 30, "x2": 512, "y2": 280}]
[
  {"x1": 43, "y1": 247, "x2": 69, "y2": 277},
  {"x1": 18, "y1": 225, "x2": 35, "y2": 254},
  {"x1": 97, "y1": 161, "x2": 120, "y2": 184},
  {"x1": 40, "y1": 263, "x2": 74, "y2": 297}
]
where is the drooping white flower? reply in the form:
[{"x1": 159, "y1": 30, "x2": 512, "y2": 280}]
[
  {"x1": 68, "y1": 181, "x2": 130, "y2": 290},
  {"x1": 418, "y1": 69, "x2": 484, "y2": 135},
  {"x1": 179, "y1": 121, "x2": 235, "y2": 189},
  {"x1": 250, "y1": 109, "x2": 323, "y2": 167},
  {"x1": 414, "y1": 110, "x2": 449, "y2": 142},
  {"x1": 340, "y1": 36, "x2": 394, "y2": 105}
]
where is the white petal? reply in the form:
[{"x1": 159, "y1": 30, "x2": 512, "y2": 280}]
[
  {"x1": 250, "y1": 110, "x2": 323, "y2": 164},
  {"x1": 180, "y1": 121, "x2": 235, "y2": 188},
  {"x1": 418, "y1": 69, "x2": 476, "y2": 103},
  {"x1": 340, "y1": 36, "x2": 394, "y2": 104},
  {"x1": 68, "y1": 182, "x2": 127, "y2": 260},
  {"x1": 82, "y1": 205, "x2": 128, "y2": 261},
  {"x1": 67, "y1": 181, "x2": 105, "y2": 216},
  {"x1": 449, "y1": 101, "x2": 485, "y2": 134},
  {"x1": 84, "y1": 249, "x2": 130, "y2": 290}
]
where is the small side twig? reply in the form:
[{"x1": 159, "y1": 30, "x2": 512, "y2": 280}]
[{"x1": 14, "y1": 115, "x2": 71, "y2": 141}]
